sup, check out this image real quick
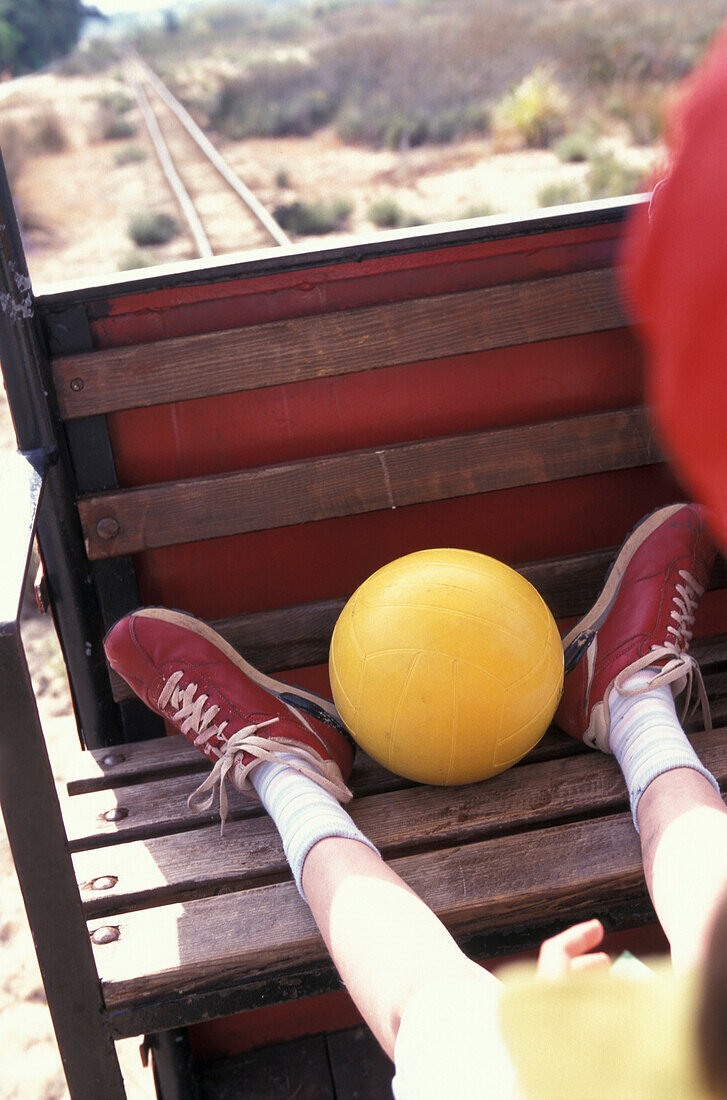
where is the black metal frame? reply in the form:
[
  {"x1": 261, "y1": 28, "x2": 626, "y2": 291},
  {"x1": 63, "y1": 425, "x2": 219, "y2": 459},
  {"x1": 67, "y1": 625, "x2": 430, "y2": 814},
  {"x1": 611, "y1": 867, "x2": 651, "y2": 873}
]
[
  {"x1": 0, "y1": 154, "x2": 125, "y2": 751},
  {"x1": 0, "y1": 451, "x2": 126, "y2": 1097}
]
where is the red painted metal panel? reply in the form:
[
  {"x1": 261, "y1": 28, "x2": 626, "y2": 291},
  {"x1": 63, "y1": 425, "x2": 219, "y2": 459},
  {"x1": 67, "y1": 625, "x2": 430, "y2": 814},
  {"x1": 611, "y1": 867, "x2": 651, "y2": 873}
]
[
  {"x1": 106, "y1": 329, "x2": 642, "y2": 487},
  {"x1": 133, "y1": 465, "x2": 685, "y2": 620},
  {"x1": 88, "y1": 223, "x2": 622, "y2": 348}
]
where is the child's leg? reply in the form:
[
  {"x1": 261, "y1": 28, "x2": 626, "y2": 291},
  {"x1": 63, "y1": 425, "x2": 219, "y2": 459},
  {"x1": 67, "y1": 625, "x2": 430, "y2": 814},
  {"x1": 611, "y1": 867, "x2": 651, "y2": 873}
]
[
  {"x1": 300, "y1": 835, "x2": 493, "y2": 1059},
  {"x1": 636, "y1": 768, "x2": 727, "y2": 971}
]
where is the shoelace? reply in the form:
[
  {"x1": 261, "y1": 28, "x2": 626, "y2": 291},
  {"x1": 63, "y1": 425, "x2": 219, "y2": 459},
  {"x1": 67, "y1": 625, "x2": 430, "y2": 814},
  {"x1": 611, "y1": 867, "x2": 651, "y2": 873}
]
[
  {"x1": 612, "y1": 569, "x2": 712, "y2": 730},
  {"x1": 158, "y1": 670, "x2": 353, "y2": 833}
]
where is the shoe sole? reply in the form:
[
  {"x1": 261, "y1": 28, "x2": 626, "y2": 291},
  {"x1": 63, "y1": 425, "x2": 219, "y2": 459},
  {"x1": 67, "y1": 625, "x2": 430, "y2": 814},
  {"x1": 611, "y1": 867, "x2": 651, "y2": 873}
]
[
  {"x1": 560, "y1": 503, "x2": 689, "y2": 651},
  {"x1": 127, "y1": 607, "x2": 343, "y2": 725}
]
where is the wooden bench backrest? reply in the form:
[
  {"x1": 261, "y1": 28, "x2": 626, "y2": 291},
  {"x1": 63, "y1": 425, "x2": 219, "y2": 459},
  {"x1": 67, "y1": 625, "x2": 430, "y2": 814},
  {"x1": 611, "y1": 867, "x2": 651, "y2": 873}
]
[{"x1": 36, "y1": 204, "x2": 727, "y2": 739}]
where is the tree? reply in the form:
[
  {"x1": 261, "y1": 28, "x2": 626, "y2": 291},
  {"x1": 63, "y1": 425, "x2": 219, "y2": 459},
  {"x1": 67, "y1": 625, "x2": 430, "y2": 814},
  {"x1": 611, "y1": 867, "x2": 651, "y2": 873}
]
[{"x1": 0, "y1": 0, "x2": 102, "y2": 75}]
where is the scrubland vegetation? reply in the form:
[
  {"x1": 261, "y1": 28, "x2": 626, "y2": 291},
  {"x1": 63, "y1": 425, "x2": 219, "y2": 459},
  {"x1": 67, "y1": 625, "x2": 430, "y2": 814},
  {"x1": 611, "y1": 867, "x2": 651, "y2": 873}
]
[
  {"x1": 5, "y1": 0, "x2": 725, "y2": 275},
  {"x1": 134, "y1": 0, "x2": 724, "y2": 160}
]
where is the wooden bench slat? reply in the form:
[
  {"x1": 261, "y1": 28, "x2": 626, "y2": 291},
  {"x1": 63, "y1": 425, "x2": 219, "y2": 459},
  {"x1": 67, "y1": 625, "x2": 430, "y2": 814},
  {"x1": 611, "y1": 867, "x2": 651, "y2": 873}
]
[
  {"x1": 67, "y1": 725, "x2": 582, "y2": 798},
  {"x1": 79, "y1": 406, "x2": 660, "y2": 560},
  {"x1": 105, "y1": 554, "x2": 727, "y2": 700},
  {"x1": 89, "y1": 809, "x2": 647, "y2": 1009},
  {"x1": 63, "y1": 751, "x2": 407, "y2": 851},
  {"x1": 52, "y1": 268, "x2": 624, "y2": 420},
  {"x1": 63, "y1": 728, "x2": 587, "y2": 850},
  {"x1": 73, "y1": 728, "x2": 727, "y2": 919}
]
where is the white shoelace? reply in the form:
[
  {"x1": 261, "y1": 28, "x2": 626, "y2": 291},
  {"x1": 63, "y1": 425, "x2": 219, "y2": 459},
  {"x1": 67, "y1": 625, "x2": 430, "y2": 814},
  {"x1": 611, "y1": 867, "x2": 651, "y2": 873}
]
[
  {"x1": 158, "y1": 670, "x2": 353, "y2": 832},
  {"x1": 612, "y1": 569, "x2": 711, "y2": 730}
]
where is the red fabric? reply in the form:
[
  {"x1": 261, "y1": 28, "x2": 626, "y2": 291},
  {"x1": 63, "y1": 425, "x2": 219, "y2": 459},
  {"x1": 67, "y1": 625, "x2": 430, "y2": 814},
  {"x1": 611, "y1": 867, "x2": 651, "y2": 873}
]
[{"x1": 623, "y1": 25, "x2": 727, "y2": 550}]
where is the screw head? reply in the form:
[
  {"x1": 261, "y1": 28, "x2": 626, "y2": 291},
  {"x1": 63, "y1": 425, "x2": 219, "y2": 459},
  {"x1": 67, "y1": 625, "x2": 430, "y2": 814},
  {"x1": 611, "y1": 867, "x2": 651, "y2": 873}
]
[
  {"x1": 69, "y1": 377, "x2": 84, "y2": 392},
  {"x1": 102, "y1": 807, "x2": 128, "y2": 823},
  {"x1": 90, "y1": 876, "x2": 118, "y2": 892},
  {"x1": 101, "y1": 753, "x2": 126, "y2": 767},
  {"x1": 91, "y1": 926, "x2": 120, "y2": 945},
  {"x1": 96, "y1": 517, "x2": 120, "y2": 540}
]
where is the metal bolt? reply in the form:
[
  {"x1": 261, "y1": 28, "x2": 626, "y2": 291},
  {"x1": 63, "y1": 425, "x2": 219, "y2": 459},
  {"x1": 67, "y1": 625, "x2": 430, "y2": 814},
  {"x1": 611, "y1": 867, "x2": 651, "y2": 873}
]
[
  {"x1": 91, "y1": 926, "x2": 119, "y2": 946},
  {"x1": 69, "y1": 377, "x2": 84, "y2": 392},
  {"x1": 96, "y1": 517, "x2": 120, "y2": 540},
  {"x1": 90, "y1": 876, "x2": 118, "y2": 892},
  {"x1": 101, "y1": 753, "x2": 125, "y2": 767},
  {"x1": 102, "y1": 807, "x2": 128, "y2": 823}
]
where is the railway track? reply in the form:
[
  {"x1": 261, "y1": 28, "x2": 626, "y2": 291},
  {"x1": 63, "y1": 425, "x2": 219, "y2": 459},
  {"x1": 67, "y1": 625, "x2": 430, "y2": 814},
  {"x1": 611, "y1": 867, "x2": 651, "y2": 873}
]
[{"x1": 125, "y1": 51, "x2": 290, "y2": 257}]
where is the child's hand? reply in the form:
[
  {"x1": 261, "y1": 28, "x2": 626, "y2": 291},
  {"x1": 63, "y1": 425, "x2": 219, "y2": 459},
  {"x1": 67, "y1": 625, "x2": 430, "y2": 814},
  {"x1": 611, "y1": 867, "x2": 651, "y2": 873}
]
[{"x1": 536, "y1": 918, "x2": 611, "y2": 979}]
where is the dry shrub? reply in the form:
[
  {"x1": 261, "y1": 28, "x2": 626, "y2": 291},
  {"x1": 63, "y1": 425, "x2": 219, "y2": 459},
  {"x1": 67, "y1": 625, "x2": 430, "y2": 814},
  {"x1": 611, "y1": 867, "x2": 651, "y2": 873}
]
[
  {"x1": 537, "y1": 181, "x2": 584, "y2": 208},
  {"x1": 586, "y1": 152, "x2": 645, "y2": 199},
  {"x1": 92, "y1": 105, "x2": 137, "y2": 142},
  {"x1": 368, "y1": 198, "x2": 421, "y2": 229},
  {"x1": 492, "y1": 67, "x2": 570, "y2": 151},
  {"x1": 128, "y1": 212, "x2": 179, "y2": 246},
  {"x1": 273, "y1": 198, "x2": 352, "y2": 236},
  {"x1": 29, "y1": 111, "x2": 67, "y2": 154},
  {"x1": 0, "y1": 121, "x2": 25, "y2": 191}
]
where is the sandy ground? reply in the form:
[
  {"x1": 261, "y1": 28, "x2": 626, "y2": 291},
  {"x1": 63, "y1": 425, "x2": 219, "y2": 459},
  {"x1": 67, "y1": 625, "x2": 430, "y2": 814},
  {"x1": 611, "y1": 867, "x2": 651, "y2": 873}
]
[{"x1": 0, "y1": 391, "x2": 156, "y2": 1096}]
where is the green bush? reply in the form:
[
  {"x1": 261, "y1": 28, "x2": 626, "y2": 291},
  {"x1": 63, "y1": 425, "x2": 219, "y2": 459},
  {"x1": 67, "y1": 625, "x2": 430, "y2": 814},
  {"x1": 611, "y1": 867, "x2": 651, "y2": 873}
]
[
  {"x1": 98, "y1": 91, "x2": 134, "y2": 115},
  {"x1": 0, "y1": 121, "x2": 24, "y2": 191},
  {"x1": 607, "y1": 84, "x2": 664, "y2": 145},
  {"x1": 114, "y1": 144, "x2": 147, "y2": 166},
  {"x1": 492, "y1": 67, "x2": 570, "y2": 149},
  {"x1": 58, "y1": 37, "x2": 118, "y2": 76},
  {"x1": 118, "y1": 248, "x2": 155, "y2": 271},
  {"x1": 273, "y1": 199, "x2": 352, "y2": 236},
  {"x1": 461, "y1": 202, "x2": 497, "y2": 220},
  {"x1": 211, "y1": 61, "x2": 336, "y2": 139},
  {"x1": 94, "y1": 105, "x2": 137, "y2": 142},
  {"x1": 555, "y1": 127, "x2": 597, "y2": 163},
  {"x1": 368, "y1": 199, "x2": 420, "y2": 229},
  {"x1": 537, "y1": 181, "x2": 584, "y2": 207},
  {"x1": 586, "y1": 152, "x2": 644, "y2": 199},
  {"x1": 128, "y1": 212, "x2": 180, "y2": 246},
  {"x1": 30, "y1": 111, "x2": 67, "y2": 154}
]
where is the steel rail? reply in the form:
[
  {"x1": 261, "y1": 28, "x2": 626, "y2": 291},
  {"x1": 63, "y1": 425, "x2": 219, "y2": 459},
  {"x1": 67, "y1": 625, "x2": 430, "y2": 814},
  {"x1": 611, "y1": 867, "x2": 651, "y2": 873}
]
[
  {"x1": 129, "y1": 48, "x2": 291, "y2": 249},
  {"x1": 130, "y1": 74, "x2": 214, "y2": 259}
]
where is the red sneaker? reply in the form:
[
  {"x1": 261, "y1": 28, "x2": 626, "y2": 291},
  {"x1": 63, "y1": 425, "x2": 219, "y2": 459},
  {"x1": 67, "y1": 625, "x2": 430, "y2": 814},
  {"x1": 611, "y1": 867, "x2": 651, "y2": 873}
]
[
  {"x1": 104, "y1": 608, "x2": 355, "y2": 827},
  {"x1": 555, "y1": 504, "x2": 717, "y2": 752}
]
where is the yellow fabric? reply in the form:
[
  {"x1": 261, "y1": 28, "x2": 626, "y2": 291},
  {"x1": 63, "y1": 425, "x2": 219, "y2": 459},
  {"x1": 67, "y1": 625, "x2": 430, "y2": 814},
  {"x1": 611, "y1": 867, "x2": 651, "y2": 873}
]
[{"x1": 498, "y1": 961, "x2": 713, "y2": 1099}]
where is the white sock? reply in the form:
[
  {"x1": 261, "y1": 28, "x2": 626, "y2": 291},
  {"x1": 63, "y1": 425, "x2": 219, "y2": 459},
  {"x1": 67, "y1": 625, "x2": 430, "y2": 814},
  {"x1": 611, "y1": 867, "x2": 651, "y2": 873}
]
[
  {"x1": 608, "y1": 670, "x2": 719, "y2": 829},
  {"x1": 250, "y1": 755, "x2": 378, "y2": 900}
]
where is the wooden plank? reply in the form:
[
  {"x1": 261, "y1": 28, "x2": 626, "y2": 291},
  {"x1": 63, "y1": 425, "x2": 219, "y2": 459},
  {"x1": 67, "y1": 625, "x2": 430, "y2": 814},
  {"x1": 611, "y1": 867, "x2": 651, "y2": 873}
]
[
  {"x1": 63, "y1": 750, "x2": 404, "y2": 852},
  {"x1": 66, "y1": 723, "x2": 582, "y2": 798},
  {"x1": 71, "y1": 728, "x2": 727, "y2": 918},
  {"x1": 105, "y1": 554, "x2": 727, "y2": 700},
  {"x1": 66, "y1": 735, "x2": 205, "y2": 796},
  {"x1": 79, "y1": 406, "x2": 660, "y2": 560},
  {"x1": 197, "y1": 1035, "x2": 335, "y2": 1100},
  {"x1": 65, "y1": 727, "x2": 589, "y2": 850},
  {"x1": 52, "y1": 268, "x2": 624, "y2": 420},
  {"x1": 88, "y1": 809, "x2": 650, "y2": 1008}
]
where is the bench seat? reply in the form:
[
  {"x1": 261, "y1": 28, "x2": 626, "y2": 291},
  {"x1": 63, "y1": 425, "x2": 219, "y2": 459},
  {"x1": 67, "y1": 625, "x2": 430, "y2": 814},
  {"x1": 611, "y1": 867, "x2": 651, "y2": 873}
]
[{"x1": 65, "y1": 649, "x2": 727, "y2": 1040}]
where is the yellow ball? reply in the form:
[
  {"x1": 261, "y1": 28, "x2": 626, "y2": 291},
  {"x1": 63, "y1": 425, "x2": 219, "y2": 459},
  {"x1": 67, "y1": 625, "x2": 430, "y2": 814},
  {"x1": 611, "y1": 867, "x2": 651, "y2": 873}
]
[{"x1": 329, "y1": 549, "x2": 564, "y2": 785}]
